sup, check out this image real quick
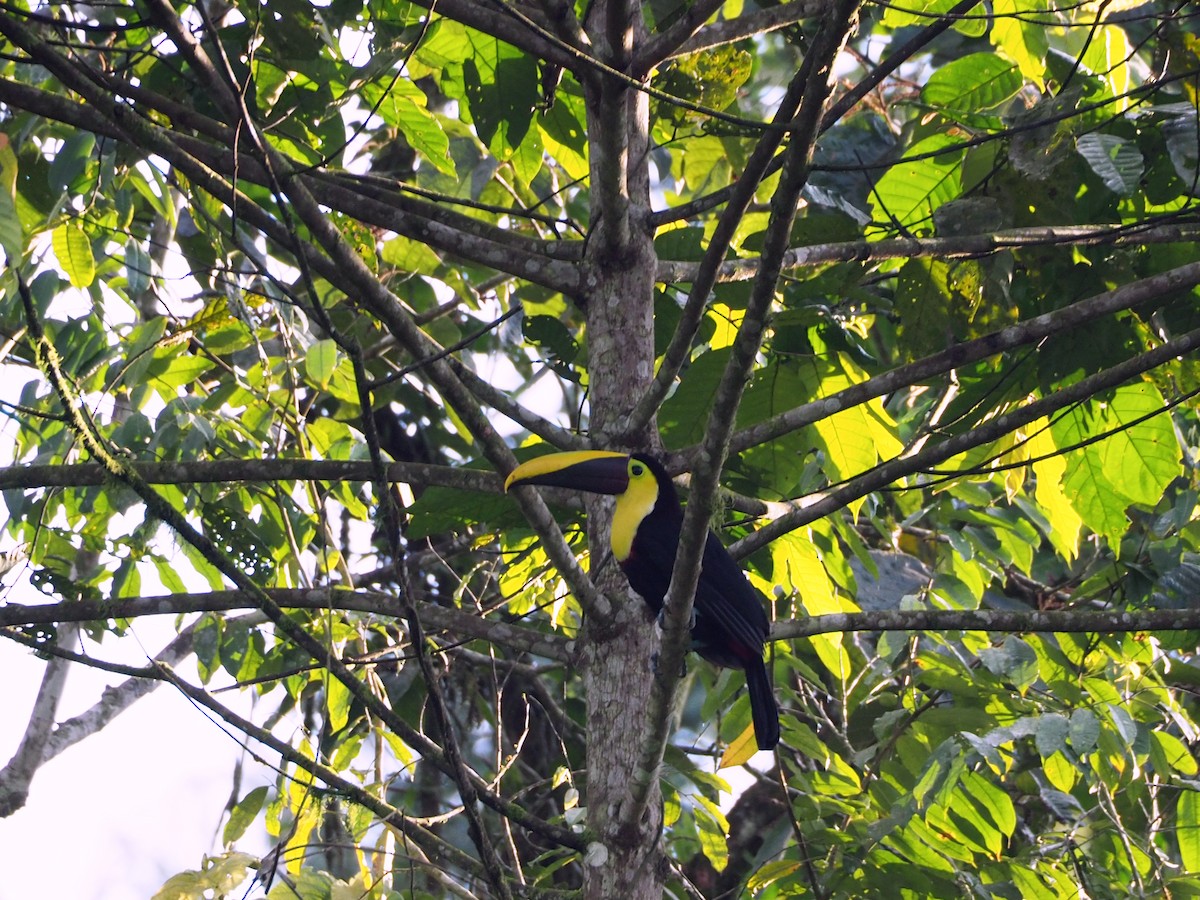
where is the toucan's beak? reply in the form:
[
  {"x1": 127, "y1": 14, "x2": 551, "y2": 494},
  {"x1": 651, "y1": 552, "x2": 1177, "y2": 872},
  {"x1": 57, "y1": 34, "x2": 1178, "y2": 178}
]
[{"x1": 505, "y1": 450, "x2": 631, "y2": 496}]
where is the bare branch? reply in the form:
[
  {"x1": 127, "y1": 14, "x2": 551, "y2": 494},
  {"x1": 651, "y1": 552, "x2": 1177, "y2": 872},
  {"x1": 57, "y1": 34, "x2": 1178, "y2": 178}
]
[
  {"x1": 154, "y1": 662, "x2": 496, "y2": 885},
  {"x1": 0, "y1": 589, "x2": 573, "y2": 662},
  {"x1": 0, "y1": 623, "x2": 78, "y2": 817},
  {"x1": 36, "y1": 629, "x2": 195, "y2": 764},
  {"x1": 0, "y1": 459, "x2": 500, "y2": 493},
  {"x1": 655, "y1": 223, "x2": 1200, "y2": 285},
  {"x1": 633, "y1": 0, "x2": 726, "y2": 72},
  {"x1": 640, "y1": 0, "x2": 825, "y2": 68}
]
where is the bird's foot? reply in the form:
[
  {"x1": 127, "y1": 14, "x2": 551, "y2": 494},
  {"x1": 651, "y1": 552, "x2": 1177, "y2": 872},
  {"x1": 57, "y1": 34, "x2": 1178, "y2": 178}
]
[
  {"x1": 655, "y1": 606, "x2": 697, "y2": 632},
  {"x1": 649, "y1": 651, "x2": 688, "y2": 678}
]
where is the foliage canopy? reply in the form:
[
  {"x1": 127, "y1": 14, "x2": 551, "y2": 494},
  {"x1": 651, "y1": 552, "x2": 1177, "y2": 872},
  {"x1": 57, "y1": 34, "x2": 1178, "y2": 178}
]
[{"x1": 1, "y1": 0, "x2": 1200, "y2": 897}]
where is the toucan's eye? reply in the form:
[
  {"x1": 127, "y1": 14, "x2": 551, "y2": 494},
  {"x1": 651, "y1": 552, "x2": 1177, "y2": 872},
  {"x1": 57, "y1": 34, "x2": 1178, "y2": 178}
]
[{"x1": 631, "y1": 463, "x2": 644, "y2": 477}]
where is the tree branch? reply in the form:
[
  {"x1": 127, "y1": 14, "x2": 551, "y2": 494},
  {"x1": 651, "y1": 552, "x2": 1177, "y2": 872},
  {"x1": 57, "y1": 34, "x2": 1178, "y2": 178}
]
[
  {"x1": 0, "y1": 590, "x2": 572, "y2": 662},
  {"x1": 731, "y1": 325, "x2": 1200, "y2": 558},
  {"x1": 655, "y1": 223, "x2": 1200, "y2": 285},
  {"x1": 775, "y1": 607, "x2": 1200, "y2": 638},
  {"x1": 0, "y1": 10, "x2": 595, "y2": 625},
  {"x1": 0, "y1": 623, "x2": 78, "y2": 817},
  {"x1": 622, "y1": 50, "x2": 814, "y2": 438},
  {"x1": 31, "y1": 629, "x2": 195, "y2": 763},
  {"x1": 15, "y1": 268, "x2": 584, "y2": 860},
  {"x1": 633, "y1": 0, "x2": 726, "y2": 73},
  {"x1": 719, "y1": 258, "x2": 1200, "y2": 456},
  {"x1": 0, "y1": 69, "x2": 582, "y2": 296},
  {"x1": 153, "y1": 662, "x2": 496, "y2": 886},
  {"x1": 658, "y1": 1, "x2": 827, "y2": 61},
  {"x1": 0, "y1": 459, "x2": 500, "y2": 492},
  {"x1": 273, "y1": 144, "x2": 610, "y2": 624}
]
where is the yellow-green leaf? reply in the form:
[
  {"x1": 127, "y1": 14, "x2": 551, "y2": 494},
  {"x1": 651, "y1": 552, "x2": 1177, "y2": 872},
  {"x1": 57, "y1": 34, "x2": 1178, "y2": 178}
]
[
  {"x1": 693, "y1": 795, "x2": 730, "y2": 872},
  {"x1": 992, "y1": 0, "x2": 1048, "y2": 87},
  {"x1": 718, "y1": 722, "x2": 759, "y2": 769},
  {"x1": 52, "y1": 222, "x2": 95, "y2": 288},
  {"x1": 766, "y1": 530, "x2": 854, "y2": 681},
  {"x1": 380, "y1": 234, "x2": 442, "y2": 275},
  {"x1": 1044, "y1": 750, "x2": 1077, "y2": 792},
  {"x1": 1026, "y1": 417, "x2": 1083, "y2": 561},
  {"x1": 1153, "y1": 731, "x2": 1198, "y2": 776},
  {"x1": 223, "y1": 786, "x2": 269, "y2": 845},
  {"x1": 1180, "y1": 790, "x2": 1200, "y2": 874}
]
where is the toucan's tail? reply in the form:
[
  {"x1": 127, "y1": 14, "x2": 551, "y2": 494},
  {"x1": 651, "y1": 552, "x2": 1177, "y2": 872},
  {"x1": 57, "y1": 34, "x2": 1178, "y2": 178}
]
[{"x1": 745, "y1": 655, "x2": 780, "y2": 750}]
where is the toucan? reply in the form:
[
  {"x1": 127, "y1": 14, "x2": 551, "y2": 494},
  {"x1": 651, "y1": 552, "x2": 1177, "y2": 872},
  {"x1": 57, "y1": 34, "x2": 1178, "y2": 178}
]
[{"x1": 505, "y1": 450, "x2": 780, "y2": 751}]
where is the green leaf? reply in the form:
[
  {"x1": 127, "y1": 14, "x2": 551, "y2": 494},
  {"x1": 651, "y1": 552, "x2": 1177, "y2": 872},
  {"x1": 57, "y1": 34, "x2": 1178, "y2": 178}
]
[
  {"x1": 992, "y1": 0, "x2": 1048, "y2": 86},
  {"x1": 693, "y1": 795, "x2": 730, "y2": 872},
  {"x1": 125, "y1": 240, "x2": 151, "y2": 299},
  {"x1": 747, "y1": 860, "x2": 805, "y2": 892},
  {"x1": 1076, "y1": 133, "x2": 1144, "y2": 195},
  {"x1": 0, "y1": 190, "x2": 23, "y2": 259},
  {"x1": 1034, "y1": 713, "x2": 1070, "y2": 757},
  {"x1": 1152, "y1": 731, "x2": 1198, "y2": 776},
  {"x1": 111, "y1": 556, "x2": 141, "y2": 599},
  {"x1": 766, "y1": 531, "x2": 852, "y2": 681},
  {"x1": 151, "y1": 852, "x2": 257, "y2": 900},
  {"x1": 978, "y1": 636, "x2": 1038, "y2": 688},
  {"x1": 408, "y1": 483, "x2": 516, "y2": 539},
  {"x1": 193, "y1": 613, "x2": 221, "y2": 683},
  {"x1": 1181, "y1": 790, "x2": 1200, "y2": 874},
  {"x1": 305, "y1": 339, "x2": 338, "y2": 389},
  {"x1": 1054, "y1": 382, "x2": 1182, "y2": 549},
  {"x1": 1081, "y1": 24, "x2": 1133, "y2": 110},
  {"x1": 51, "y1": 223, "x2": 96, "y2": 288},
  {"x1": 223, "y1": 786, "x2": 269, "y2": 844},
  {"x1": 922, "y1": 54, "x2": 1021, "y2": 120},
  {"x1": 654, "y1": 44, "x2": 753, "y2": 128},
  {"x1": 47, "y1": 131, "x2": 95, "y2": 193},
  {"x1": 1010, "y1": 867, "x2": 1059, "y2": 900},
  {"x1": 306, "y1": 416, "x2": 355, "y2": 460},
  {"x1": 1043, "y1": 751, "x2": 1077, "y2": 793},
  {"x1": 538, "y1": 93, "x2": 588, "y2": 181},
  {"x1": 326, "y1": 674, "x2": 352, "y2": 733},
  {"x1": 1099, "y1": 383, "x2": 1182, "y2": 504},
  {"x1": 659, "y1": 348, "x2": 729, "y2": 447},
  {"x1": 144, "y1": 352, "x2": 215, "y2": 398},
  {"x1": 1068, "y1": 708, "x2": 1100, "y2": 754},
  {"x1": 461, "y1": 34, "x2": 538, "y2": 160},
  {"x1": 362, "y1": 79, "x2": 454, "y2": 176},
  {"x1": 151, "y1": 555, "x2": 187, "y2": 594},
  {"x1": 380, "y1": 235, "x2": 443, "y2": 275},
  {"x1": 872, "y1": 134, "x2": 963, "y2": 234}
]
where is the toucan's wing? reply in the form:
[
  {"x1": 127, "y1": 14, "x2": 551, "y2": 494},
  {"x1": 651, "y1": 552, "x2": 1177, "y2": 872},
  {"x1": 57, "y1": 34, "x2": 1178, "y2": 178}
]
[
  {"x1": 617, "y1": 503, "x2": 769, "y2": 663},
  {"x1": 691, "y1": 532, "x2": 770, "y2": 664}
]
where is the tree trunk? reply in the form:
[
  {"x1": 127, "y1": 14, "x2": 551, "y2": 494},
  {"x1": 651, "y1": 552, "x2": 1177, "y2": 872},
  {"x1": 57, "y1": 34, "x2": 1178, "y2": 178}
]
[{"x1": 579, "y1": 2, "x2": 664, "y2": 897}]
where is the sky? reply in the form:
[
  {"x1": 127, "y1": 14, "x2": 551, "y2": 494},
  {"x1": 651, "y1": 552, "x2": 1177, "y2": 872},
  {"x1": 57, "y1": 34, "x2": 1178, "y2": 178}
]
[
  {"x1": 0, "y1": 263, "x2": 272, "y2": 898},
  {"x1": 0, "y1": 613, "x2": 269, "y2": 900}
]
